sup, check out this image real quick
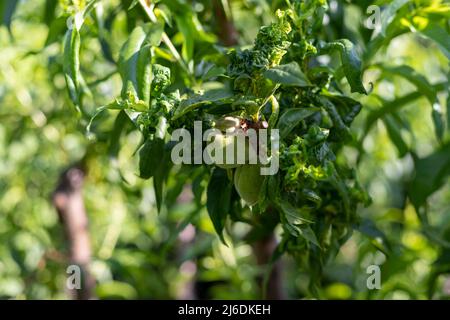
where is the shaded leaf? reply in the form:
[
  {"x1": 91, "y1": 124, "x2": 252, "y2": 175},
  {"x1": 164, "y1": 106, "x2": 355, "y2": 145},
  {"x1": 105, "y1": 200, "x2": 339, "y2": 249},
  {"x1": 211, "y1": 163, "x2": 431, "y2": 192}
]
[
  {"x1": 363, "y1": 82, "x2": 447, "y2": 135},
  {"x1": 45, "y1": 16, "x2": 68, "y2": 46},
  {"x1": 139, "y1": 138, "x2": 165, "y2": 179},
  {"x1": 206, "y1": 168, "x2": 232, "y2": 244},
  {"x1": 108, "y1": 110, "x2": 131, "y2": 159},
  {"x1": 432, "y1": 102, "x2": 445, "y2": 142},
  {"x1": 0, "y1": 0, "x2": 19, "y2": 32},
  {"x1": 43, "y1": 0, "x2": 58, "y2": 26},
  {"x1": 319, "y1": 96, "x2": 351, "y2": 140},
  {"x1": 408, "y1": 143, "x2": 450, "y2": 208},
  {"x1": 277, "y1": 107, "x2": 319, "y2": 139},
  {"x1": 356, "y1": 218, "x2": 391, "y2": 254},
  {"x1": 382, "y1": 114, "x2": 409, "y2": 157},
  {"x1": 153, "y1": 142, "x2": 172, "y2": 212}
]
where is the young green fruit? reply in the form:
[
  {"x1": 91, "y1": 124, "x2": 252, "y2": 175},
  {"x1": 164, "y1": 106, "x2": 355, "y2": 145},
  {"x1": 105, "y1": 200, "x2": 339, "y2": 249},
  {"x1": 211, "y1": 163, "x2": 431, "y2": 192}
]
[
  {"x1": 209, "y1": 133, "x2": 256, "y2": 169},
  {"x1": 214, "y1": 134, "x2": 242, "y2": 169},
  {"x1": 234, "y1": 165, "x2": 264, "y2": 206}
]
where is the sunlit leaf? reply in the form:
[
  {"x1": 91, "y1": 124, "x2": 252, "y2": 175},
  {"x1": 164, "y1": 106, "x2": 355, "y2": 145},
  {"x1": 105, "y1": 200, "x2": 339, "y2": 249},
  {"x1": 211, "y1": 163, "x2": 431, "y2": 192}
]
[{"x1": 264, "y1": 62, "x2": 311, "y2": 87}]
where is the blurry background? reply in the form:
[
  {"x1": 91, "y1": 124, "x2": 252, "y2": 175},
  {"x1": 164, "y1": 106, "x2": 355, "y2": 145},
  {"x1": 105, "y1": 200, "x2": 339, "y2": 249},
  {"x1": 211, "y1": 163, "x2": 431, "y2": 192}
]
[{"x1": 0, "y1": 0, "x2": 449, "y2": 299}]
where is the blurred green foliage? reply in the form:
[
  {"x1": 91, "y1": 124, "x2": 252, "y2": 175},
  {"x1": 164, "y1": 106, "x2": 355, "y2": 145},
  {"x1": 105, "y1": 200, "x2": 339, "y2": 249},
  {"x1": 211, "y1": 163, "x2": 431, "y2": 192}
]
[{"x1": 0, "y1": 0, "x2": 449, "y2": 300}]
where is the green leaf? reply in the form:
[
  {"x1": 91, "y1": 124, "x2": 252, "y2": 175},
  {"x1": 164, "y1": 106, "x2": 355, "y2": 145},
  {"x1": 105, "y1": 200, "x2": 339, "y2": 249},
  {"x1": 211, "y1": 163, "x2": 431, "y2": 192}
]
[
  {"x1": 128, "y1": 0, "x2": 139, "y2": 10},
  {"x1": 419, "y1": 22, "x2": 450, "y2": 59},
  {"x1": 192, "y1": 169, "x2": 208, "y2": 206},
  {"x1": 45, "y1": 16, "x2": 68, "y2": 46},
  {"x1": 298, "y1": 225, "x2": 320, "y2": 247},
  {"x1": 432, "y1": 102, "x2": 445, "y2": 142},
  {"x1": 206, "y1": 168, "x2": 232, "y2": 244},
  {"x1": 172, "y1": 86, "x2": 234, "y2": 120},
  {"x1": 380, "y1": 65, "x2": 444, "y2": 141},
  {"x1": 137, "y1": 135, "x2": 172, "y2": 213},
  {"x1": 382, "y1": 114, "x2": 409, "y2": 157},
  {"x1": 327, "y1": 162, "x2": 351, "y2": 218},
  {"x1": 96, "y1": 281, "x2": 137, "y2": 299},
  {"x1": 175, "y1": 14, "x2": 195, "y2": 63},
  {"x1": 328, "y1": 40, "x2": 367, "y2": 94},
  {"x1": 322, "y1": 92, "x2": 362, "y2": 125},
  {"x1": 408, "y1": 142, "x2": 450, "y2": 209},
  {"x1": 447, "y1": 89, "x2": 450, "y2": 134},
  {"x1": 319, "y1": 96, "x2": 351, "y2": 139},
  {"x1": 380, "y1": 65, "x2": 436, "y2": 104},
  {"x1": 264, "y1": 62, "x2": 311, "y2": 87},
  {"x1": 0, "y1": 0, "x2": 19, "y2": 32},
  {"x1": 108, "y1": 111, "x2": 131, "y2": 159},
  {"x1": 139, "y1": 138, "x2": 165, "y2": 179},
  {"x1": 93, "y1": 4, "x2": 115, "y2": 64},
  {"x1": 63, "y1": 17, "x2": 90, "y2": 111},
  {"x1": 202, "y1": 66, "x2": 227, "y2": 81},
  {"x1": 380, "y1": 0, "x2": 410, "y2": 36},
  {"x1": 43, "y1": 0, "x2": 58, "y2": 26},
  {"x1": 268, "y1": 95, "x2": 280, "y2": 128},
  {"x1": 278, "y1": 201, "x2": 319, "y2": 247},
  {"x1": 356, "y1": 218, "x2": 391, "y2": 255},
  {"x1": 279, "y1": 201, "x2": 313, "y2": 226},
  {"x1": 363, "y1": 82, "x2": 447, "y2": 136},
  {"x1": 118, "y1": 23, "x2": 164, "y2": 105},
  {"x1": 154, "y1": 141, "x2": 172, "y2": 212},
  {"x1": 277, "y1": 107, "x2": 319, "y2": 139}
]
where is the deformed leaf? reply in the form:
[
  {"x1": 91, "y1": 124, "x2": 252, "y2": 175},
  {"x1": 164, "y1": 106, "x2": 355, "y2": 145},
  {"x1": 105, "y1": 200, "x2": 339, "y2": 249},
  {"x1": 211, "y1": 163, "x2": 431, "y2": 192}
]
[{"x1": 327, "y1": 40, "x2": 367, "y2": 94}]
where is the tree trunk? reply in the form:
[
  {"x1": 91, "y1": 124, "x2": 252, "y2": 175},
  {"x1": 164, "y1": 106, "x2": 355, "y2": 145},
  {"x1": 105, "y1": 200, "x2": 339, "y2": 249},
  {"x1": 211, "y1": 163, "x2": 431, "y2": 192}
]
[
  {"x1": 252, "y1": 232, "x2": 285, "y2": 300},
  {"x1": 53, "y1": 165, "x2": 95, "y2": 300},
  {"x1": 213, "y1": 0, "x2": 239, "y2": 46}
]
